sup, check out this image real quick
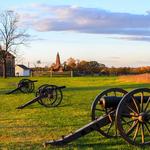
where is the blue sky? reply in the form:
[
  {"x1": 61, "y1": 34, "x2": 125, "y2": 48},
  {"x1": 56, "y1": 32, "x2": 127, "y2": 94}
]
[{"x1": 1, "y1": 0, "x2": 150, "y2": 67}]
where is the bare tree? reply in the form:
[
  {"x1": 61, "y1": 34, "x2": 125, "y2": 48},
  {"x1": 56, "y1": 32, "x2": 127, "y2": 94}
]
[{"x1": 0, "y1": 10, "x2": 30, "y2": 78}]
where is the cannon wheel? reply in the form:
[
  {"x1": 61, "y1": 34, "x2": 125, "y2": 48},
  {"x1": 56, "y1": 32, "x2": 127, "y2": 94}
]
[
  {"x1": 36, "y1": 84, "x2": 50, "y2": 105},
  {"x1": 91, "y1": 88, "x2": 128, "y2": 138},
  {"x1": 116, "y1": 88, "x2": 150, "y2": 146},
  {"x1": 39, "y1": 85, "x2": 63, "y2": 107},
  {"x1": 19, "y1": 79, "x2": 35, "y2": 93},
  {"x1": 52, "y1": 86, "x2": 63, "y2": 107}
]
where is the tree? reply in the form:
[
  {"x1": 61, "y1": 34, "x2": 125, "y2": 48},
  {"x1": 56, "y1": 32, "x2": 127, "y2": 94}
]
[
  {"x1": 87, "y1": 61, "x2": 101, "y2": 74},
  {"x1": 66, "y1": 57, "x2": 76, "y2": 71},
  {"x1": 0, "y1": 10, "x2": 30, "y2": 78},
  {"x1": 76, "y1": 60, "x2": 89, "y2": 74}
]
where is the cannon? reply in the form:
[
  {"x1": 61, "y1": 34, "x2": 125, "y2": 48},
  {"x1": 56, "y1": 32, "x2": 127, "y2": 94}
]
[
  {"x1": 44, "y1": 88, "x2": 150, "y2": 147},
  {"x1": 17, "y1": 84, "x2": 66, "y2": 109},
  {"x1": 6, "y1": 79, "x2": 37, "y2": 94}
]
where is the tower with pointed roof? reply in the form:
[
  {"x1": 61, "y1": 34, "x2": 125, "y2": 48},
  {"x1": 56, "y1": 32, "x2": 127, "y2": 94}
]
[
  {"x1": 51, "y1": 52, "x2": 63, "y2": 72},
  {"x1": 55, "y1": 52, "x2": 61, "y2": 68}
]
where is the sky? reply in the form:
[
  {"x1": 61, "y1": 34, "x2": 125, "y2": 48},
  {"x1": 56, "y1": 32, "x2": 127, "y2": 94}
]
[{"x1": 1, "y1": 0, "x2": 150, "y2": 67}]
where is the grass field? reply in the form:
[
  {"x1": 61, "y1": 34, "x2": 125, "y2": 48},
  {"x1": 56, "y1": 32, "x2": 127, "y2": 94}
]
[{"x1": 0, "y1": 76, "x2": 150, "y2": 150}]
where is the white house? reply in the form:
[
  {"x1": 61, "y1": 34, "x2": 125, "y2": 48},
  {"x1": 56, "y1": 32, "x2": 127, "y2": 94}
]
[{"x1": 15, "y1": 64, "x2": 31, "y2": 76}]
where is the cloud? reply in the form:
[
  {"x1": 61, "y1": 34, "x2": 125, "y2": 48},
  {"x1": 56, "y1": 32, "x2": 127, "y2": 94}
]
[
  {"x1": 16, "y1": 4, "x2": 150, "y2": 39},
  {"x1": 110, "y1": 35, "x2": 150, "y2": 42}
]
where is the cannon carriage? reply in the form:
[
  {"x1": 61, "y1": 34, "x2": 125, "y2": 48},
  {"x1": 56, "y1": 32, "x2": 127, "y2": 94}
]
[
  {"x1": 17, "y1": 84, "x2": 66, "y2": 109},
  {"x1": 6, "y1": 79, "x2": 37, "y2": 94},
  {"x1": 44, "y1": 87, "x2": 150, "y2": 147}
]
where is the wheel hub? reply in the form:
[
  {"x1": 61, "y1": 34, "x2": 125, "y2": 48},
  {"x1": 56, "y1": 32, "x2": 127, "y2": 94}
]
[{"x1": 138, "y1": 112, "x2": 148, "y2": 122}]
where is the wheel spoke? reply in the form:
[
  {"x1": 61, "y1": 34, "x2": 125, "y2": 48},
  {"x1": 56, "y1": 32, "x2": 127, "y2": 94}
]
[
  {"x1": 125, "y1": 102, "x2": 138, "y2": 115},
  {"x1": 121, "y1": 112, "x2": 136, "y2": 118},
  {"x1": 131, "y1": 96, "x2": 140, "y2": 113},
  {"x1": 144, "y1": 122, "x2": 150, "y2": 135},
  {"x1": 122, "y1": 118, "x2": 137, "y2": 126},
  {"x1": 133, "y1": 122, "x2": 140, "y2": 141},
  {"x1": 144, "y1": 96, "x2": 150, "y2": 112},
  {"x1": 106, "y1": 121, "x2": 114, "y2": 135},
  {"x1": 126, "y1": 120, "x2": 138, "y2": 136},
  {"x1": 141, "y1": 123, "x2": 145, "y2": 144},
  {"x1": 141, "y1": 92, "x2": 144, "y2": 112}
]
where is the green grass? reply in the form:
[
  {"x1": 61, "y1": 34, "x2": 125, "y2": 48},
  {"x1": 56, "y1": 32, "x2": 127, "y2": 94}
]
[{"x1": 0, "y1": 76, "x2": 150, "y2": 150}]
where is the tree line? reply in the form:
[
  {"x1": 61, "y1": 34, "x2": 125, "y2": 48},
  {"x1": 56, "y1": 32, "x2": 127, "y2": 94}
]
[
  {"x1": 63, "y1": 58, "x2": 150, "y2": 76},
  {"x1": 32, "y1": 57, "x2": 150, "y2": 76}
]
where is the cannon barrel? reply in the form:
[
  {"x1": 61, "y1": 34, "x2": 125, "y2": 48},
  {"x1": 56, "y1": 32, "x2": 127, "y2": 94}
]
[
  {"x1": 40, "y1": 86, "x2": 66, "y2": 93},
  {"x1": 55, "y1": 86, "x2": 66, "y2": 89},
  {"x1": 30, "y1": 80, "x2": 38, "y2": 82},
  {"x1": 100, "y1": 96, "x2": 149, "y2": 108}
]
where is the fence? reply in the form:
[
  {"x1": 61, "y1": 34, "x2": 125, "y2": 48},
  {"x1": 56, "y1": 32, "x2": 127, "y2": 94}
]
[{"x1": 31, "y1": 71, "x2": 73, "y2": 77}]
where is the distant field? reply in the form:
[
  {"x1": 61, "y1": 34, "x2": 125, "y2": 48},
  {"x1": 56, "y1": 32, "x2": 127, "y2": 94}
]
[
  {"x1": 0, "y1": 76, "x2": 150, "y2": 150},
  {"x1": 119, "y1": 73, "x2": 150, "y2": 83}
]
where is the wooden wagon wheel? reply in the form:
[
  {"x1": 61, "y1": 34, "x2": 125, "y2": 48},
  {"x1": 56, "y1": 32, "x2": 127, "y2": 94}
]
[
  {"x1": 116, "y1": 88, "x2": 150, "y2": 146},
  {"x1": 51, "y1": 86, "x2": 63, "y2": 107},
  {"x1": 36, "y1": 84, "x2": 49, "y2": 105},
  {"x1": 91, "y1": 88, "x2": 128, "y2": 138},
  {"x1": 19, "y1": 79, "x2": 35, "y2": 93},
  {"x1": 38, "y1": 85, "x2": 57, "y2": 107}
]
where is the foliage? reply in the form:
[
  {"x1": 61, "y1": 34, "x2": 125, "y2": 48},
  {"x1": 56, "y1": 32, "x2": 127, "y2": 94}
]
[
  {"x1": 64, "y1": 58, "x2": 105, "y2": 75},
  {"x1": 60, "y1": 57, "x2": 150, "y2": 76}
]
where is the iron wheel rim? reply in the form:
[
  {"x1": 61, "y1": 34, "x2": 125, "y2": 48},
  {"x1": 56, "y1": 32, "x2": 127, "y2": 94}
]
[
  {"x1": 91, "y1": 88, "x2": 128, "y2": 138},
  {"x1": 116, "y1": 88, "x2": 150, "y2": 146}
]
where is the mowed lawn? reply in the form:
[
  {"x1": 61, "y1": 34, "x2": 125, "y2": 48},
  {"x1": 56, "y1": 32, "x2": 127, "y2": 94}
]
[{"x1": 0, "y1": 76, "x2": 150, "y2": 150}]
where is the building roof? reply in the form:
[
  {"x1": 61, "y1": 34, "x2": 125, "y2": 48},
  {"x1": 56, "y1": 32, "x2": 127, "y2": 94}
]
[
  {"x1": 0, "y1": 50, "x2": 15, "y2": 58},
  {"x1": 16, "y1": 64, "x2": 30, "y2": 70}
]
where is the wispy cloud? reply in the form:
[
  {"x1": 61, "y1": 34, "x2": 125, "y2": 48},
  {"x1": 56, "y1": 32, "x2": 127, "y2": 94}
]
[
  {"x1": 15, "y1": 4, "x2": 150, "y2": 41},
  {"x1": 110, "y1": 35, "x2": 150, "y2": 42}
]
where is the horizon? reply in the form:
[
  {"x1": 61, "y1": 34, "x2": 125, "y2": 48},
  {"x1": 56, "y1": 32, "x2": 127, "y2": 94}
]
[{"x1": 1, "y1": 0, "x2": 150, "y2": 67}]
